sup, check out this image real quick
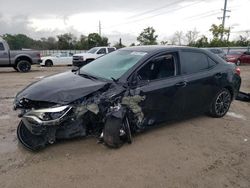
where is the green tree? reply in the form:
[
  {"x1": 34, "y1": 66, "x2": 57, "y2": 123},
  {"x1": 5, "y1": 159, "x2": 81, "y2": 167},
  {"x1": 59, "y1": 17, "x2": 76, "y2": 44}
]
[
  {"x1": 137, "y1": 27, "x2": 158, "y2": 45},
  {"x1": 87, "y1": 33, "x2": 109, "y2": 48},
  {"x1": 191, "y1": 35, "x2": 209, "y2": 47},
  {"x1": 3, "y1": 34, "x2": 36, "y2": 50},
  {"x1": 57, "y1": 33, "x2": 76, "y2": 50},
  {"x1": 209, "y1": 24, "x2": 229, "y2": 40},
  {"x1": 75, "y1": 35, "x2": 88, "y2": 50}
]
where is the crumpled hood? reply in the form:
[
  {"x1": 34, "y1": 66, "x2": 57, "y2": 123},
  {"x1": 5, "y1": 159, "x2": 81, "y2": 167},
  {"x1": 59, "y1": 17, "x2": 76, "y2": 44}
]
[{"x1": 15, "y1": 71, "x2": 108, "y2": 105}]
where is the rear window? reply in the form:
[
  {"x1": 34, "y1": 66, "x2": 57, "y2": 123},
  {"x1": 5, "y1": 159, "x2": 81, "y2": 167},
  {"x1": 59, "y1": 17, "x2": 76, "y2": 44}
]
[
  {"x1": 0, "y1": 43, "x2": 4, "y2": 51},
  {"x1": 181, "y1": 51, "x2": 209, "y2": 74}
]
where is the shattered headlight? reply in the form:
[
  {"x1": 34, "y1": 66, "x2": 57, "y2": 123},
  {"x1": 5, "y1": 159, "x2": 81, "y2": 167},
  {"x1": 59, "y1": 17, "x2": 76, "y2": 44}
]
[{"x1": 24, "y1": 105, "x2": 72, "y2": 122}]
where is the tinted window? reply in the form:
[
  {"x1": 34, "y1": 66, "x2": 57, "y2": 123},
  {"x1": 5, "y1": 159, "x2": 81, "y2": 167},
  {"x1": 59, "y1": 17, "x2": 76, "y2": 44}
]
[
  {"x1": 108, "y1": 48, "x2": 115, "y2": 53},
  {"x1": 208, "y1": 58, "x2": 217, "y2": 67},
  {"x1": 97, "y1": 48, "x2": 106, "y2": 54},
  {"x1": 138, "y1": 54, "x2": 176, "y2": 81},
  {"x1": 0, "y1": 43, "x2": 4, "y2": 51},
  {"x1": 182, "y1": 51, "x2": 209, "y2": 74},
  {"x1": 210, "y1": 49, "x2": 218, "y2": 54}
]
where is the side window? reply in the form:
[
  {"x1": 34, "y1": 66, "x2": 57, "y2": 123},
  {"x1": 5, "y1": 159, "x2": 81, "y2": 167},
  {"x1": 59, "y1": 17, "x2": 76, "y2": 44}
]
[
  {"x1": 210, "y1": 49, "x2": 217, "y2": 54},
  {"x1": 138, "y1": 54, "x2": 176, "y2": 81},
  {"x1": 60, "y1": 52, "x2": 67, "y2": 57},
  {"x1": 208, "y1": 57, "x2": 217, "y2": 68},
  {"x1": 108, "y1": 48, "x2": 115, "y2": 53},
  {"x1": 181, "y1": 51, "x2": 209, "y2": 74},
  {"x1": 0, "y1": 43, "x2": 5, "y2": 51},
  {"x1": 97, "y1": 48, "x2": 107, "y2": 54}
]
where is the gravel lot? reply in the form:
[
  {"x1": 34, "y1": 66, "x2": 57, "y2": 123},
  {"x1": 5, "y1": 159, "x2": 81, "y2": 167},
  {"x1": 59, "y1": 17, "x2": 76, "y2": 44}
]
[{"x1": 0, "y1": 65, "x2": 250, "y2": 188}]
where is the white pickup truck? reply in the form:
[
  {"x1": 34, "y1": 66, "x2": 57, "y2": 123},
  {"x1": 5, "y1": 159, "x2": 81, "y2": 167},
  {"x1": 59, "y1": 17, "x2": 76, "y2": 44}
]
[{"x1": 72, "y1": 47, "x2": 116, "y2": 67}]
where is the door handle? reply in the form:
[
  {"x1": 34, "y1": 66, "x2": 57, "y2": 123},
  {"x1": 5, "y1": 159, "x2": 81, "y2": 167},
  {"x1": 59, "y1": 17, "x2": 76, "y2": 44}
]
[
  {"x1": 3, "y1": 52, "x2": 8, "y2": 55},
  {"x1": 175, "y1": 81, "x2": 187, "y2": 87},
  {"x1": 214, "y1": 73, "x2": 222, "y2": 79}
]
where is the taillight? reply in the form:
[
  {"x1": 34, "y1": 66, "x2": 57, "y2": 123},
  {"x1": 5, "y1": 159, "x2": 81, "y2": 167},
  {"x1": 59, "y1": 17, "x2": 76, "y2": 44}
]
[{"x1": 236, "y1": 67, "x2": 240, "y2": 76}]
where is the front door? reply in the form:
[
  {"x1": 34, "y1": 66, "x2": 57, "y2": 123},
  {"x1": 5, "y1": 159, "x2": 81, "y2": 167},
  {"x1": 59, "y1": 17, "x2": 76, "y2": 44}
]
[
  {"x1": 0, "y1": 42, "x2": 9, "y2": 65},
  {"x1": 134, "y1": 52, "x2": 187, "y2": 125}
]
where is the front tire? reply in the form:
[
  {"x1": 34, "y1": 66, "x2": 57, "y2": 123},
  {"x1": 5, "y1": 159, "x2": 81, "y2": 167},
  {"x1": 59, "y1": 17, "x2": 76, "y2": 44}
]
[
  {"x1": 103, "y1": 116, "x2": 132, "y2": 148},
  {"x1": 45, "y1": 60, "x2": 53, "y2": 67},
  {"x1": 16, "y1": 60, "x2": 31, "y2": 72},
  {"x1": 208, "y1": 88, "x2": 232, "y2": 118},
  {"x1": 17, "y1": 121, "x2": 47, "y2": 151}
]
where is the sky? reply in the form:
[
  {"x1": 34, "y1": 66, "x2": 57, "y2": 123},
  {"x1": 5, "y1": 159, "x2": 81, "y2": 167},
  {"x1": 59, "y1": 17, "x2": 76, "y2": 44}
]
[{"x1": 0, "y1": 0, "x2": 250, "y2": 45}]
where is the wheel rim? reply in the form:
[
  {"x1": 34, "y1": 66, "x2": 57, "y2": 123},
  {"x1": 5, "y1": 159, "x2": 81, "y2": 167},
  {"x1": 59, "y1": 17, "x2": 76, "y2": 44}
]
[
  {"x1": 215, "y1": 91, "x2": 231, "y2": 116},
  {"x1": 46, "y1": 61, "x2": 52, "y2": 66},
  {"x1": 20, "y1": 62, "x2": 30, "y2": 72}
]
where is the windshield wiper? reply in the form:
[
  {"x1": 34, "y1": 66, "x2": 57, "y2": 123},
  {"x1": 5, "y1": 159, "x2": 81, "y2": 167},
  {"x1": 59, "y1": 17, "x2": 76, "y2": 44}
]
[{"x1": 79, "y1": 72, "x2": 98, "y2": 80}]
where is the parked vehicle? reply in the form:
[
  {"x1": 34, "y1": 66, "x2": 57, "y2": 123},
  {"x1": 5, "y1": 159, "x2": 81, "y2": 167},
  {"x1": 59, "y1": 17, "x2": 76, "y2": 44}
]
[
  {"x1": 226, "y1": 51, "x2": 250, "y2": 66},
  {"x1": 0, "y1": 37, "x2": 41, "y2": 72},
  {"x1": 40, "y1": 52, "x2": 73, "y2": 66},
  {"x1": 73, "y1": 47, "x2": 116, "y2": 67},
  {"x1": 14, "y1": 46, "x2": 241, "y2": 151},
  {"x1": 203, "y1": 48, "x2": 226, "y2": 60}
]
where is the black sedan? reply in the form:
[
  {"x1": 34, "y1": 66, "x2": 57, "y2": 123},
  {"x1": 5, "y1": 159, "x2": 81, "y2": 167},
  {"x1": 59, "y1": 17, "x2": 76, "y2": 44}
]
[{"x1": 14, "y1": 46, "x2": 241, "y2": 150}]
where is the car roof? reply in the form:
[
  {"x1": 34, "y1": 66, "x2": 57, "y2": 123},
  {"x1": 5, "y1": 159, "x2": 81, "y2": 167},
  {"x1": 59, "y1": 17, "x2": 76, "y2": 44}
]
[{"x1": 121, "y1": 45, "x2": 202, "y2": 53}]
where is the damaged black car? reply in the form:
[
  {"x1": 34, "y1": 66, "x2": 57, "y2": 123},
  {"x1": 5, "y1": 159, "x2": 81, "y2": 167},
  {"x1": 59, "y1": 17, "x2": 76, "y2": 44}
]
[{"x1": 14, "y1": 46, "x2": 241, "y2": 151}]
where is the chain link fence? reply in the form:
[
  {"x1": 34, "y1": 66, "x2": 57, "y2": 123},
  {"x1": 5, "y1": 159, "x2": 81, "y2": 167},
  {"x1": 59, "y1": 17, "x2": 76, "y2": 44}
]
[{"x1": 40, "y1": 50, "x2": 87, "y2": 57}]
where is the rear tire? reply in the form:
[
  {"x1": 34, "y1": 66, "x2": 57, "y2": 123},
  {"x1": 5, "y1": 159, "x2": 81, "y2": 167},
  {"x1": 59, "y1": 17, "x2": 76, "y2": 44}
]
[
  {"x1": 208, "y1": 88, "x2": 232, "y2": 118},
  {"x1": 45, "y1": 60, "x2": 53, "y2": 67},
  {"x1": 16, "y1": 60, "x2": 31, "y2": 73}
]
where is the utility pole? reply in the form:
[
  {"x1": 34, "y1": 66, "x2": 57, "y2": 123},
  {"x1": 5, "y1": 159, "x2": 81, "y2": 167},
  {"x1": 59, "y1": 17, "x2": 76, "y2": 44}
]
[
  {"x1": 99, "y1": 21, "x2": 102, "y2": 36},
  {"x1": 218, "y1": 0, "x2": 231, "y2": 40}
]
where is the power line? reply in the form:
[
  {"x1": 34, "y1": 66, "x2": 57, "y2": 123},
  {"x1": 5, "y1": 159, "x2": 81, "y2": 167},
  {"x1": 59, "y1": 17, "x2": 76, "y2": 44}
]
[
  {"x1": 125, "y1": 0, "x2": 183, "y2": 20},
  {"x1": 105, "y1": 1, "x2": 201, "y2": 29},
  {"x1": 185, "y1": 9, "x2": 221, "y2": 21}
]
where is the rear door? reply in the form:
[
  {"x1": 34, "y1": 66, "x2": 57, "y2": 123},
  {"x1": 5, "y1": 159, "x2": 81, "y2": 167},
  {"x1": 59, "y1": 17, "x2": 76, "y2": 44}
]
[
  {"x1": 179, "y1": 50, "x2": 220, "y2": 115},
  {"x1": 0, "y1": 42, "x2": 10, "y2": 65}
]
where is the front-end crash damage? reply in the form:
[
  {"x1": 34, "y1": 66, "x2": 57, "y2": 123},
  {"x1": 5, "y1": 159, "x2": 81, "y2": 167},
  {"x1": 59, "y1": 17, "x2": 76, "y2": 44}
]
[{"x1": 14, "y1": 81, "x2": 146, "y2": 151}]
